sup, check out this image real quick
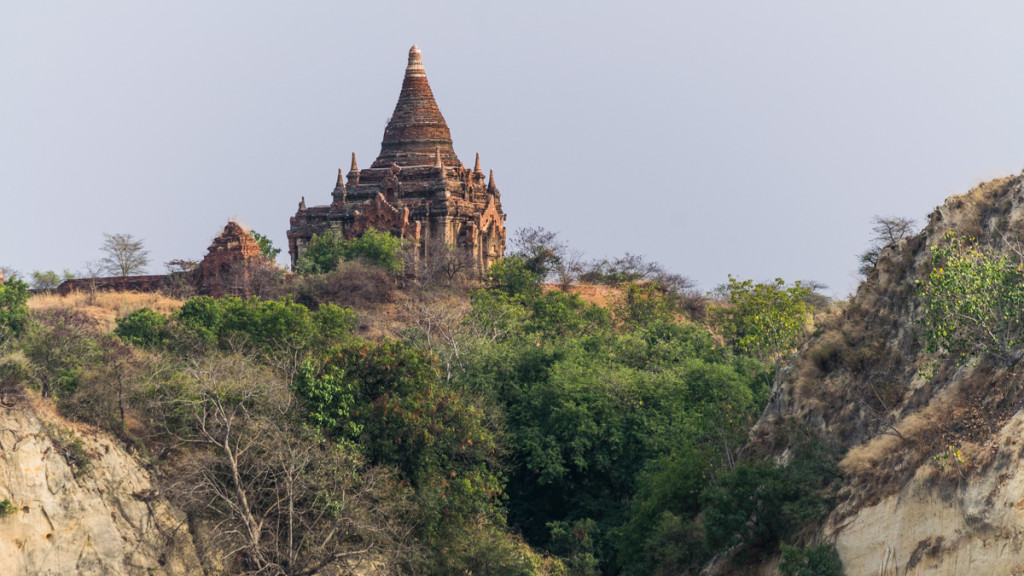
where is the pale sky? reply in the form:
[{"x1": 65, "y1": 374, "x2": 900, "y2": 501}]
[{"x1": 4, "y1": 2, "x2": 1024, "y2": 296}]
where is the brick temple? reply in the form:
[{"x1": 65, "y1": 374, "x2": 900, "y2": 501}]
[{"x1": 287, "y1": 45, "x2": 507, "y2": 274}]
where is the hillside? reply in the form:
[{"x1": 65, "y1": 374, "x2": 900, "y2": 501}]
[
  {"x1": 743, "y1": 173, "x2": 1024, "y2": 574},
  {"x1": 9, "y1": 175, "x2": 1024, "y2": 575}
]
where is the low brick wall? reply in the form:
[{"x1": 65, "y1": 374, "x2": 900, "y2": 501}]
[{"x1": 57, "y1": 275, "x2": 171, "y2": 296}]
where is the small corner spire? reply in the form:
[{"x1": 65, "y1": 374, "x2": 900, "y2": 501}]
[
  {"x1": 336, "y1": 168, "x2": 344, "y2": 187},
  {"x1": 435, "y1": 146, "x2": 443, "y2": 169},
  {"x1": 487, "y1": 169, "x2": 497, "y2": 192},
  {"x1": 474, "y1": 153, "x2": 482, "y2": 175},
  {"x1": 347, "y1": 152, "x2": 360, "y2": 186}
]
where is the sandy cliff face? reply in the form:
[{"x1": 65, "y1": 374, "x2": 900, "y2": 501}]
[
  {"x1": 752, "y1": 174, "x2": 1024, "y2": 575},
  {"x1": 0, "y1": 402, "x2": 202, "y2": 575}
]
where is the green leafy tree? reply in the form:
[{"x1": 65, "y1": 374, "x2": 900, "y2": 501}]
[
  {"x1": 297, "y1": 228, "x2": 404, "y2": 275},
  {"x1": 31, "y1": 270, "x2": 71, "y2": 291},
  {"x1": 0, "y1": 279, "x2": 30, "y2": 343},
  {"x1": 343, "y1": 228, "x2": 404, "y2": 274},
  {"x1": 249, "y1": 230, "x2": 281, "y2": 262},
  {"x1": 296, "y1": 231, "x2": 347, "y2": 274},
  {"x1": 113, "y1": 308, "x2": 168, "y2": 348},
  {"x1": 612, "y1": 281, "x2": 674, "y2": 328},
  {"x1": 296, "y1": 340, "x2": 505, "y2": 552},
  {"x1": 23, "y1": 308, "x2": 99, "y2": 398},
  {"x1": 487, "y1": 255, "x2": 543, "y2": 297},
  {"x1": 918, "y1": 231, "x2": 1024, "y2": 363},
  {"x1": 713, "y1": 277, "x2": 810, "y2": 388}
]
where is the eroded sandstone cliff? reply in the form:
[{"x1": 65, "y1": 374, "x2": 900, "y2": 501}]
[
  {"x1": 0, "y1": 400, "x2": 203, "y2": 575},
  {"x1": 750, "y1": 173, "x2": 1024, "y2": 575}
]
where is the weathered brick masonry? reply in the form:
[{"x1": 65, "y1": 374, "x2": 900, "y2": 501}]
[{"x1": 287, "y1": 45, "x2": 507, "y2": 273}]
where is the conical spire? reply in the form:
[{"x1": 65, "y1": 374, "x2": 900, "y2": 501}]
[
  {"x1": 371, "y1": 45, "x2": 460, "y2": 169},
  {"x1": 487, "y1": 169, "x2": 497, "y2": 193},
  {"x1": 347, "y1": 152, "x2": 360, "y2": 185},
  {"x1": 336, "y1": 168, "x2": 344, "y2": 187},
  {"x1": 434, "y1": 146, "x2": 443, "y2": 169},
  {"x1": 473, "y1": 153, "x2": 482, "y2": 175}
]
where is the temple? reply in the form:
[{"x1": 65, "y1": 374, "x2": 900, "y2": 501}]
[{"x1": 287, "y1": 45, "x2": 507, "y2": 274}]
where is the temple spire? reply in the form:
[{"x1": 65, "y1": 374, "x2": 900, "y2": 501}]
[
  {"x1": 347, "y1": 152, "x2": 360, "y2": 186},
  {"x1": 474, "y1": 153, "x2": 482, "y2": 175},
  {"x1": 336, "y1": 168, "x2": 344, "y2": 187},
  {"x1": 435, "y1": 146, "x2": 443, "y2": 169},
  {"x1": 407, "y1": 45, "x2": 425, "y2": 76},
  {"x1": 487, "y1": 169, "x2": 497, "y2": 193},
  {"x1": 371, "y1": 45, "x2": 460, "y2": 169}
]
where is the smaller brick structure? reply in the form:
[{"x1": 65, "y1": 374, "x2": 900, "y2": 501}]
[
  {"x1": 197, "y1": 221, "x2": 267, "y2": 297},
  {"x1": 57, "y1": 221, "x2": 275, "y2": 298}
]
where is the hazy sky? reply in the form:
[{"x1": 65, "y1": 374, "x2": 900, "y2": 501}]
[{"x1": 5, "y1": 2, "x2": 1024, "y2": 295}]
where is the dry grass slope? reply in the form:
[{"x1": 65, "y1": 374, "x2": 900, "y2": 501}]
[{"x1": 29, "y1": 291, "x2": 184, "y2": 333}]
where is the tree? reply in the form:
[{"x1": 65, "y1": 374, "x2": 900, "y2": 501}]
[
  {"x1": 22, "y1": 308, "x2": 99, "y2": 398},
  {"x1": 859, "y1": 215, "x2": 916, "y2": 276},
  {"x1": 165, "y1": 259, "x2": 199, "y2": 274},
  {"x1": 0, "y1": 278, "x2": 30, "y2": 345},
  {"x1": 249, "y1": 230, "x2": 282, "y2": 262},
  {"x1": 100, "y1": 233, "x2": 149, "y2": 277},
  {"x1": 297, "y1": 228, "x2": 404, "y2": 275},
  {"x1": 31, "y1": 270, "x2": 73, "y2": 291},
  {"x1": 713, "y1": 277, "x2": 810, "y2": 390},
  {"x1": 917, "y1": 231, "x2": 1024, "y2": 363},
  {"x1": 412, "y1": 237, "x2": 478, "y2": 288},
  {"x1": 511, "y1": 226, "x2": 564, "y2": 281},
  {"x1": 141, "y1": 354, "x2": 414, "y2": 575},
  {"x1": 0, "y1": 265, "x2": 19, "y2": 283}
]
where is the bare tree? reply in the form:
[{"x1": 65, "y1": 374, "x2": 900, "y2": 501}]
[
  {"x1": 393, "y1": 291, "x2": 472, "y2": 381},
  {"x1": 412, "y1": 237, "x2": 478, "y2": 289},
  {"x1": 0, "y1": 265, "x2": 19, "y2": 283},
  {"x1": 100, "y1": 233, "x2": 150, "y2": 278},
  {"x1": 143, "y1": 355, "x2": 416, "y2": 575},
  {"x1": 553, "y1": 247, "x2": 586, "y2": 290},
  {"x1": 872, "y1": 215, "x2": 917, "y2": 245},
  {"x1": 510, "y1": 226, "x2": 564, "y2": 281},
  {"x1": 860, "y1": 216, "x2": 917, "y2": 276}
]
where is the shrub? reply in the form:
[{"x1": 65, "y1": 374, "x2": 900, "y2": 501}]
[
  {"x1": 297, "y1": 228, "x2": 404, "y2": 275},
  {"x1": 778, "y1": 542, "x2": 843, "y2": 576},
  {"x1": 22, "y1": 308, "x2": 99, "y2": 398},
  {"x1": 49, "y1": 426, "x2": 92, "y2": 478},
  {"x1": 0, "y1": 499, "x2": 15, "y2": 517},
  {"x1": 114, "y1": 307, "x2": 168, "y2": 348},
  {"x1": 295, "y1": 260, "x2": 394, "y2": 308}
]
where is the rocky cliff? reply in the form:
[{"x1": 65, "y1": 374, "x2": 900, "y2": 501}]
[
  {"x1": 0, "y1": 399, "x2": 203, "y2": 575},
  {"x1": 753, "y1": 173, "x2": 1024, "y2": 574}
]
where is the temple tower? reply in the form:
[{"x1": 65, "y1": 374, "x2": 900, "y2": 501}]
[{"x1": 287, "y1": 45, "x2": 507, "y2": 274}]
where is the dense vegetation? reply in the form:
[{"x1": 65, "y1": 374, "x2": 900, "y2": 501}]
[{"x1": 0, "y1": 231, "x2": 842, "y2": 575}]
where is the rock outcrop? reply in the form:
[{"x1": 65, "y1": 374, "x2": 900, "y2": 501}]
[
  {"x1": 748, "y1": 173, "x2": 1024, "y2": 574},
  {"x1": 0, "y1": 401, "x2": 202, "y2": 575}
]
